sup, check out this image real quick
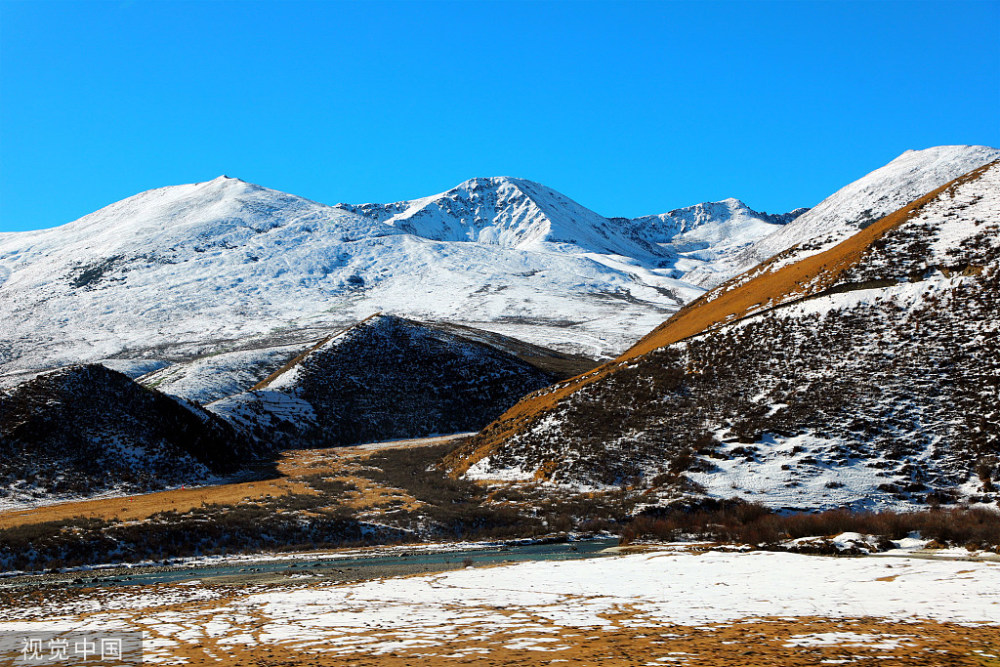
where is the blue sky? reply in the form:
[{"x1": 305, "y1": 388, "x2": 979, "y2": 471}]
[{"x1": 0, "y1": 0, "x2": 997, "y2": 232}]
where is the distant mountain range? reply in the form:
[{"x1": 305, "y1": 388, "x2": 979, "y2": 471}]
[
  {"x1": 2, "y1": 147, "x2": 994, "y2": 391},
  {"x1": 0, "y1": 174, "x2": 806, "y2": 385}
]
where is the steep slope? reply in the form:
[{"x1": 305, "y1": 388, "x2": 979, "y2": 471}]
[
  {"x1": 447, "y1": 160, "x2": 1000, "y2": 511},
  {"x1": 689, "y1": 145, "x2": 1000, "y2": 286},
  {"x1": 210, "y1": 314, "x2": 593, "y2": 448},
  {"x1": 339, "y1": 176, "x2": 663, "y2": 257},
  {"x1": 0, "y1": 364, "x2": 260, "y2": 509},
  {"x1": 137, "y1": 341, "x2": 308, "y2": 404}
]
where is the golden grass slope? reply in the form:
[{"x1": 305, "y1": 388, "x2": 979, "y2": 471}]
[{"x1": 445, "y1": 161, "x2": 998, "y2": 477}]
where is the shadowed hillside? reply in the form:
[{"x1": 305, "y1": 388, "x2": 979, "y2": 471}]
[
  {"x1": 211, "y1": 314, "x2": 595, "y2": 449},
  {"x1": 0, "y1": 364, "x2": 262, "y2": 508}
]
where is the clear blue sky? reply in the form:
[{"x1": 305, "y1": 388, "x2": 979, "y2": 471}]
[{"x1": 1, "y1": 0, "x2": 997, "y2": 232}]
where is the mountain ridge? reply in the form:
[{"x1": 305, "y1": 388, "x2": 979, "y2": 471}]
[
  {"x1": 208, "y1": 314, "x2": 591, "y2": 449},
  {"x1": 0, "y1": 364, "x2": 262, "y2": 509},
  {"x1": 444, "y1": 159, "x2": 1000, "y2": 512},
  {"x1": 689, "y1": 145, "x2": 1000, "y2": 287},
  {"x1": 0, "y1": 173, "x2": 803, "y2": 382}
]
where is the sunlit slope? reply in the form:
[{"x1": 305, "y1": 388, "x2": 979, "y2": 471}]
[
  {"x1": 0, "y1": 176, "x2": 802, "y2": 379},
  {"x1": 445, "y1": 160, "x2": 1000, "y2": 511}
]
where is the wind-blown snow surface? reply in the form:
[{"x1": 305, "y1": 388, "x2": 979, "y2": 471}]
[
  {"x1": 696, "y1": 145, "x2": 1000, "y2": 287},
  {"x1": 0, "y1": 176, "x2": 800, "y2": 384}
]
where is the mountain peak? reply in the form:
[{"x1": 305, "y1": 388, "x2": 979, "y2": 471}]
[{"x1": 454, "y1": 175, "x2": 528, "y2": 190}]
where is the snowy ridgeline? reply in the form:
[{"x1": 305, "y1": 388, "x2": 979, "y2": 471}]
[
  {"x1": 710, "y1": 144, "x2": 1000, "y2": 290},
  {"x1": 0, "y1": 175, "x2": 794, "y2": 379},
  {"x1": 457, "y1": 159, "x2": 1000, "y2": 512},
  {"x1": 0, "y1": 146, "x2": 994, "y2": 388}
]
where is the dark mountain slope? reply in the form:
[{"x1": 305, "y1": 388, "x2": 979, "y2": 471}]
[
  {"x1": 211, "y1": 314, "x2": 593, "y2": 448},
  {"x1": 445, "y1": 161, "x2": 1000, "y2": 511},
  {"x1": 0, "y1": 364, "x2": 261, "y2": 507}
]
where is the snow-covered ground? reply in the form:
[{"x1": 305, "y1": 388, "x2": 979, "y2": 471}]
[
  {"x1": 2, "y1": 147, "x2": 992, "y2": 393},
  {"x1": 1, "y1": 548, "x2": 997, "y2": 664}
]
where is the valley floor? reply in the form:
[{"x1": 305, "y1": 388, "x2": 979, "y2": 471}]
[{"x1": 1, "y1": 547, "x2": 997, "y2": 666}]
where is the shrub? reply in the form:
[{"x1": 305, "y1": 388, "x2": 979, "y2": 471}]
[{"x1": 620, "y1": 503, "x2": 1000, "y2": 548}]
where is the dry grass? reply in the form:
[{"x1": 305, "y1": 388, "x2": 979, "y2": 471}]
[
  {"x1": 446, "y1": 163, "x2": 996, "y2": 478},
  {"x1": 0, "y1": 435, "x2": 456, "y2": 530},
  {"x1": 151, "y1": 617, "x2": 999, "y2": 666},
  {"x1": 2, "y1": 582, "x2": 996, "y2": 667},
  {"x1": 0, "y1": 475, "x2": 316, "y2": 530}
]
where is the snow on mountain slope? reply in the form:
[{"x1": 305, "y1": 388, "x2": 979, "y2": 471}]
[
  {"x1": 447, "y1": 160, "x2": 1000, "y2": 511},
  {"x1": 137, "y1": 341, "x2": 306, "y2": 404},
  {"x1": 0, "y1": 176, "x2": 800, "y2": 382},
  {"x1": 627, "y1": 198, "x2": 809, "y2": 285},
  {"x1": 629, "y1": 198, "x2": 805, "y2": 247},
  {"x1": 693, "y1": 145, "x2": 1000, "y2": 287},
  {"x1": 210, "y1": 314, "x2": 579, "y2": 448},
  {"x1": 339, "y1": 176, "x2": 662, "y2": 257},
  {"x1": 0, "y1": 176, "x2": 403, "y2": 374}
]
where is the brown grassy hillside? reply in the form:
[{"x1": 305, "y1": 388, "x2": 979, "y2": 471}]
[{"x1": 444, "y1": 162, "x2": 997, "y2": 477}]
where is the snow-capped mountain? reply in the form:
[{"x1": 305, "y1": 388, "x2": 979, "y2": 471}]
[
  {"x1": 210, "y1": 314, "x2": 592, "y2": 448},
  {"x1": 627, "y1": 199, "x2": 809, "y2": 286},
  {"x1": 688, "y1": 145, "x2": 1000, "y2": 287},
  {"x1": 446, "y1": 159, "x2": 1000, "y2": 512},
  {"x1": 0, "y1": 175, "x2": 802, "y2": 385},
  {"x1": 338, "y1": 176, "x2": 662, "y2": 257}
]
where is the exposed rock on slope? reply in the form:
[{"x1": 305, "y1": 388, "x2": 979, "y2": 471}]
[
  {"x1": 447, "y1": 161, "x2": 1000, "y2": 511},
  {"x1": 210, "y1": 315, "x2": 593, "y2": 448},
  {"x1": 0, "y1": 365, "x2": 259, "y2": 508},
  {"x1": 338, "y1": 176, "x2": 662, "y2": 257}
]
